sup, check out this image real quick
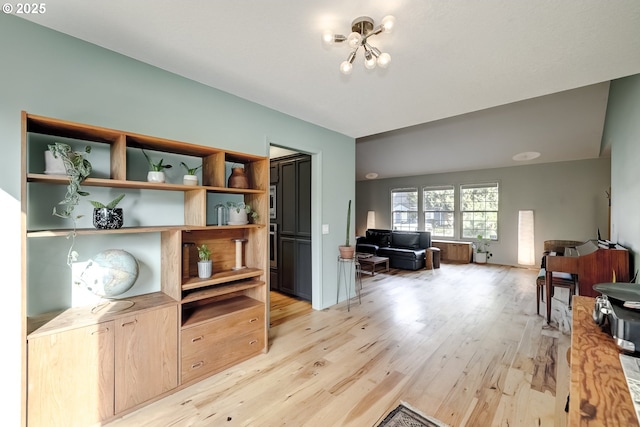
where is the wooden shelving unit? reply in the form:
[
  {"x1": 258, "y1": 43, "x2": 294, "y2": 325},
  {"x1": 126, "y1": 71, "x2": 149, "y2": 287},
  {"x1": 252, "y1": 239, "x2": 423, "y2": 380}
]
[{"x1": 21, "y1": 111, "x2": 269, "y2": 427}]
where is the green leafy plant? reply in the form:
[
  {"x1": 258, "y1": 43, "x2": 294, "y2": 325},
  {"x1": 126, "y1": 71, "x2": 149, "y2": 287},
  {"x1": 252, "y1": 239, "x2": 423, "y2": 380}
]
[
  {"x1": 89, "y1": 194, "x2": 125, "y2": 209},
  {"x1": 48, "y1": 142, "x2": 92, "y2": 266},
  {"x1": 142, "y1": 149, "x2": 172, "y2": 171},
  {"x1": 48, "y1": 142, "x2": 92, "y2": 219},
  {"x1": 226, "y1": 201, "x2": 259, "y2": 220},
  {"x1": 197, "y1": 244, "x2": 211, "y2": 261},
  {"x1": 181, "y1": 162, "x2": 202, "y2": 175},
  {"x1": 476, "y1": 234, "x2": 493, "y2": 258}
]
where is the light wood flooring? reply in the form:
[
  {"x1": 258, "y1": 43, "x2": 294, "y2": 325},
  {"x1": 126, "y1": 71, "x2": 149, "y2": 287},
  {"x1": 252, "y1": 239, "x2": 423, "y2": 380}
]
[{"x1": 105, "y1": 263, "x2": 572, "y2": 427}]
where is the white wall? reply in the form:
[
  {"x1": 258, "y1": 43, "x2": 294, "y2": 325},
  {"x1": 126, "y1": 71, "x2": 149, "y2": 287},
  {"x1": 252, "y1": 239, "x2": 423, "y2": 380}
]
[
  {"x1": 356, "y1": 158, "x2": 611, "y2": 267},
  {"x1": 0, "y1": 14, "x2": 355, "y2": 425},
  {"x1": 604, "y1": 73, "x2": 640, "y2": 276}
]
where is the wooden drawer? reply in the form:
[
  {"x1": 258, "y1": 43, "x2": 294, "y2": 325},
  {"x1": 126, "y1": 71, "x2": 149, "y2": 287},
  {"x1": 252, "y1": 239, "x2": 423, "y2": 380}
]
[
  {"x1": 181, "y1": 330, "x2": 264, "y2": 383},
  {"x1": 181, "y1": 305, "x2": 264, "y2": 383}
]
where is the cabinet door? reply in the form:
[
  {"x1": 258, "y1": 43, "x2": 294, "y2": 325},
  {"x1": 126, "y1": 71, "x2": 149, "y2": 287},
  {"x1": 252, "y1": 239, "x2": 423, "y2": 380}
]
[
  {"x1": 114, "y1": 305, "x2": 178, "y2": 413},
  {"x1": 280, "y1": 236, "x2": 296, "y2": 295},
  {"x1": 295, "y1": 239, "x2": 312, "y2": 300},
  {"x1": 297, "y1": 157, "x2": 311, "y2": 238},
  {"x1": 280, "y1": 159, "x2": 297, "y2": 235},
  {"x1": 28, "y1": 322, "x2": 115, "y2": 427}
]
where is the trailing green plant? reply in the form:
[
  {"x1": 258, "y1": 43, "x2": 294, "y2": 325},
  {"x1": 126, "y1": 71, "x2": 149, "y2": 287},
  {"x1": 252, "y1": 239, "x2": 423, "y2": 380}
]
[
  {"x1": 89, "y1": 194, "x2": 125, "y2": 209},
  {"x1": 344, "y1": 199, "x2": 352, "y2": 247},
  {"x1": 226, "y1": 201, "x2": 258, "y2": 220},
  {"x1": 197, "y1": 244, "x2": 211, "y2": 261},
  {"x1": 48, "y1": 142, "x2": 92, "y2": 267},
  {"x1": 142, "y1": 149, "x2": 173, "y2": 171},
  {"x1": 48, "y1": 142, "x2": 92, "y2": 219},
  {"x1": 181, "y1": 162, "x2": 202, "y2": 175}
]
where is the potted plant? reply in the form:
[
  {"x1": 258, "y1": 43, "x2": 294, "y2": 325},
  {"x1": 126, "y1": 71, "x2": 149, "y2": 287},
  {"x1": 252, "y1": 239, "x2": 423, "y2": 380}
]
[
  {"x1": 226, "y1": 201, "x2": 258, "y2": 225},
  {"x1": 197, "y1": 243, "x2": 212, "y2": 278},
  {"x1": 48, "y1": 142, "x2": 92, "y2": 266},
  {"x1": 180, "y1": 161, "x2": 202, "y2": 186},
  {"x1": 475, "y1": 234, "x2": 493, "y2": 264},
  {"x1": 338, "y1": 200, "x2": 355, "y2": 259},
  {"x1": 89, "y1": 194, "x2": 125, "y2": 229},
  {"x1": 142, "y1": 149, "x2": 172, "y2": 183}
]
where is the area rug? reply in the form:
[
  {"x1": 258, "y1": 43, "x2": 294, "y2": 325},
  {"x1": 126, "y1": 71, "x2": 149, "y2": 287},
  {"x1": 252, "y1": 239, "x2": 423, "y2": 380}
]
[{"x1": 375, "y1": 402, "x2": 450, "y2": 427}]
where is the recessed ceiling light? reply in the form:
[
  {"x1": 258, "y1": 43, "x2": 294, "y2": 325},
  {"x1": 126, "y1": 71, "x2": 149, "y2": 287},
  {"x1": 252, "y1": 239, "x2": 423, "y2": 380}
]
[
  {"x1": 365, "y1": 172, "x2": 379, "y2": 179},
  {"x1": 512, "y1": 151, "x2": 541, "y2": 161}
]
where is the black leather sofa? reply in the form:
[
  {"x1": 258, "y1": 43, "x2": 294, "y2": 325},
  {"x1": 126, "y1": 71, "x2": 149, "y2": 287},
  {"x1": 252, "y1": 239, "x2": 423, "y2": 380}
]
[{"x1": 356, "y1": 228, "x2": 431, "y2": 270}]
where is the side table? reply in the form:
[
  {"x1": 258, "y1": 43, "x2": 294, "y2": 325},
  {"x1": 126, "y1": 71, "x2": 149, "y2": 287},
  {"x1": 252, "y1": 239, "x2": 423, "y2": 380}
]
[{"x1": 337, "y1": 256, "x2": 362, "y2": 311}]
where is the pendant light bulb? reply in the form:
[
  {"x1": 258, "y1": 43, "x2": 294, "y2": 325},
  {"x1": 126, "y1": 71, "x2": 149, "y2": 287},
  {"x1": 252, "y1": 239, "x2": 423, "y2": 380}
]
[
  {"x1": 347, "y1": 32, "x2": 362, "y2": 49},
  {"x1": 381, "y1": 15, "x2": 396, "y2": 33},
  {"x1": 377, "y1": 52, "x2": 391, "y2": 68},
  {"x1": 322, "y1": 30, "x2": 335, "y2": 45},
  {"x1": 340, "y1": 61, "x2": 353, "y2": 75}
]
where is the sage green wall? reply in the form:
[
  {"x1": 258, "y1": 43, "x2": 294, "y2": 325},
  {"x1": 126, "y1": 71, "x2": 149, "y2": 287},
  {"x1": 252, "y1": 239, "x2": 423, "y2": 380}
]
[
  {"x1": 356, "y1": 158, "x2": 611, "y2": 267},
  {"x1": 0, "y1": 14, "x2": 355, "y2": 424},
  {"x1": 603, "y1": 73, "x2": 640, "y2": 276}
]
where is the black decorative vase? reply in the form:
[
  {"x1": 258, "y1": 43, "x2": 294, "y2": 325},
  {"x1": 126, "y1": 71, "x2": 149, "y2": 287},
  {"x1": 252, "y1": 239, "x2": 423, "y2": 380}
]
[{"x1": 93, "y1": 208, "x2": 124, "y2": 229}]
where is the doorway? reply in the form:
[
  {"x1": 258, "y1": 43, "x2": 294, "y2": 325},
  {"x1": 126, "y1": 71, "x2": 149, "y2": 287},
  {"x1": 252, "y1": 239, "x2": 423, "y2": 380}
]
[{"x1": 269, "y1": 146, "x2": 312, "y2": 308}]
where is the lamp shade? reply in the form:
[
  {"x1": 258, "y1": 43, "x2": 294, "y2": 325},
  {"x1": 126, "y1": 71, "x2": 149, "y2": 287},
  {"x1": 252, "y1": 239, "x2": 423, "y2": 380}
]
[{"x1": 367, "y1": 211, "x2": 376, "y2": 229}]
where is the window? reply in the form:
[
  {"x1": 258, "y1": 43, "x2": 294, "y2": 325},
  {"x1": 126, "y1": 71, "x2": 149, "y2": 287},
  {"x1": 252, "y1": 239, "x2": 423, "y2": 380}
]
[
  {"x1": 391, "y1": 188, "x2": 418, "y2": 231},
  {"x1": 461, "y1": 182, "x2": 499, "y2": 240},
  {"x1": 423, "y1": 186, "x2": 455, "y2": 237}
]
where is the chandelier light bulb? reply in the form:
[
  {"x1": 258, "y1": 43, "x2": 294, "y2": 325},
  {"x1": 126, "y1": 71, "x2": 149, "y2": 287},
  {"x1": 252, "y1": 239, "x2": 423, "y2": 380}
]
[
  {"x1": 347, "y1": 32, "x2": 362, "y2": 49},
  {"x1": 365, "y1": 57, "x2": 377, "y2": 69},
  {"x1": 381, "y1": 15, "x2": 396, "y2": 33},
  {"x1": 377, "y1": 52, "x2": 391, "y2": 68},
  {"x1": 340, "y1": 60, "x2": 353, "y2": 75},
  {"x1": 322, "y1": 30, "x2": 335, "y2": 45}
]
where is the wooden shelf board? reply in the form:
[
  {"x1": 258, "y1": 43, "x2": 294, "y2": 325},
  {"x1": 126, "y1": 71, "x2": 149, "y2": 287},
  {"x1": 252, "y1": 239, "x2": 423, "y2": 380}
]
[
  {"x1": 27, "y1": 292, "x2": 177, "y2": 338},
  {"x1": 181, "y1": 268, "x2": 263, "y2": 291},
  {"x1": 27, "y1": 224, "x2": 265, "y2": 237},
  {"x1": 181, "y1": 295, "x2": 263, "y2": 329},
  {"x1": 181, "y1": 279, "x2": 265, "y2": 304},
  {"x1": 27, "y1": 173, "x2": 264, "y2": 194}
]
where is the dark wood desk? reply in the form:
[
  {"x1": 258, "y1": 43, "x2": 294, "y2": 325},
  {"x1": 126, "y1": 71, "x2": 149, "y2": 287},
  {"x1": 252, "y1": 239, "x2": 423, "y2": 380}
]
[{"x1": 569, "y1": 296, "x2": 639, "y2": 426}]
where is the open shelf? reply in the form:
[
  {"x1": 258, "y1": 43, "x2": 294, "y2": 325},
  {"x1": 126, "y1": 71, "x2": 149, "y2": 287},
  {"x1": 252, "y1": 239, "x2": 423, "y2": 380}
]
[
  {"x1": 181, "y1": 295, "x2": 263, "y2": 329},
  {"x1": 181, "y1": 268, "x2": 263, "y2": 291},
  {"x1": 181, "y1": 279, "x2": 264, "y2": 304}
]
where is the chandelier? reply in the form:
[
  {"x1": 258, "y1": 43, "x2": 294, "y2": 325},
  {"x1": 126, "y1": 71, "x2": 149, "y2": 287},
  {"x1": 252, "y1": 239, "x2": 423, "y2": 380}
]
[{"x1": 322, "y1": 15, "x2": 396, "y2": 75}]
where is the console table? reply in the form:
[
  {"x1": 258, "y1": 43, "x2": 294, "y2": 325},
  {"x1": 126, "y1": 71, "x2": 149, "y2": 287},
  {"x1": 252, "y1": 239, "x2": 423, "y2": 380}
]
[{"x1": 569, "y1": 296, "x2": 639, "y2": 426}]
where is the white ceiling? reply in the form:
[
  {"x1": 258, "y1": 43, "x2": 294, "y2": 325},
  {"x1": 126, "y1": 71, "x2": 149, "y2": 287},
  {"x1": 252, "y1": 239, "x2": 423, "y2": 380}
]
[{"x1": 19, "y1": 1, "x2": 640, "y2": 180}]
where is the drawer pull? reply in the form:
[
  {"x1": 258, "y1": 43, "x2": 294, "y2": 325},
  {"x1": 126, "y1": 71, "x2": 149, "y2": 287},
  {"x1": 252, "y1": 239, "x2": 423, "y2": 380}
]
[
  {"x1": 249, "y1": 339, "x2": 258, "y2": 345},
  {"x1": 91, "y1": 327, "x2": 109, "y2": 335},
  {"x1": 191, "y1": 361, "x2": 204, "y2": 369},
  {"x1": 249, "y1": 318, "x2": 259, "y2": 323},
  {"x1": 191, "y1": 336, "x2": 204, "y2": 343},
  {"x1": 121, "y1": 319, "x2": 137, "y2": 327}
]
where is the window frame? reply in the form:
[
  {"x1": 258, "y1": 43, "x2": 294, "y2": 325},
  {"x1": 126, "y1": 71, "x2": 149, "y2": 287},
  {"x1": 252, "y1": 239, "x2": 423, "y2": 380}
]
[
  {"x1": 459, "y1": 182, "x2": 499, "y2": 241},
  {"x1": 390, "y1": 187, "x2": 418, "y2": 231},
  {"x1": 422, "y1": 185, "x2": 455, "y2": 238}
]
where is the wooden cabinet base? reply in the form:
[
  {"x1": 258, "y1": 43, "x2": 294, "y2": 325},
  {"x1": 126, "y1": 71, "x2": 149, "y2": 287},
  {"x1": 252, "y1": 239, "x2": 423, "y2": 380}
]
[{"x1": 432, "y1": 240, "x2": 473, "y2": 263}]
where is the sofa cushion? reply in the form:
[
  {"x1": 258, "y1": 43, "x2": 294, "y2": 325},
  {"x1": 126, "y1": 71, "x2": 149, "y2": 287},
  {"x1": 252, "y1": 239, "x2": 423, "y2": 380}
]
[
  {"x1": 378, "y1": 247, "x2": 425, "y2": 260},
  {"x1": 366, "y1": 229, "x2": 391, "y2": 247},
  {"x1": 391, "y1": 232, "x2": 420, "y2": 249}
]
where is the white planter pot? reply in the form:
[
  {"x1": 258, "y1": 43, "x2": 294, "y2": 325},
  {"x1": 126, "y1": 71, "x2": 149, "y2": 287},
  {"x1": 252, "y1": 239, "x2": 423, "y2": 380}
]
[
  {"x1": 44, "y1": 150, "x2": 68, "y2": 175},
  {"x1": 183, "y1": 174, "x2": 198, "y2": 186},
  {"x1": 475, "y1": 252, "x2": 487, "y2": 264},
  {"x1": 147, "y1": 171, "x2": 166, "y2": 183},
  {"x1": 198, "y1": 260, "x2": 212, "y2": 278},
  {"x1": 228, "y1": 207, "x2": 248, "y2": 225}
]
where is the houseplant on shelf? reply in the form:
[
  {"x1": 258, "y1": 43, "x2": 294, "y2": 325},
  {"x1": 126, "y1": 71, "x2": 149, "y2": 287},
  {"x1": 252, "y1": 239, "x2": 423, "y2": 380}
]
[
  {"x1": 89, "y1": 194, "x2": 125, "y2": 229},
  {"x1": 180, "y1": 161, "x2": 201, "y2": 186},
  {"x1": 142, "y1": 149, "x2": 172, "y2": 183},
  {"x1": 197, "y1": 243, "x2": 212, "y2": 279},
  {"x1": 338, "y1": 199, "x2": 355, "y2": 259},
  {"x1": 48, "y1": 142, "x2": 92, "y2": 266},
  {"x1": 226, "y1": 201, "x2": 258, "y2": 225},
  {"x1": 475, "y1": 234, "x2": 493, "y2": 264}
]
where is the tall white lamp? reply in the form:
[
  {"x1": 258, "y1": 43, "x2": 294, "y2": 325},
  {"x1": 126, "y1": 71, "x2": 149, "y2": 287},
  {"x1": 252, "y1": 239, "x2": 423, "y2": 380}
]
[{"x1": 366, "y1": 211, "x2": 376, "y2": 229}]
